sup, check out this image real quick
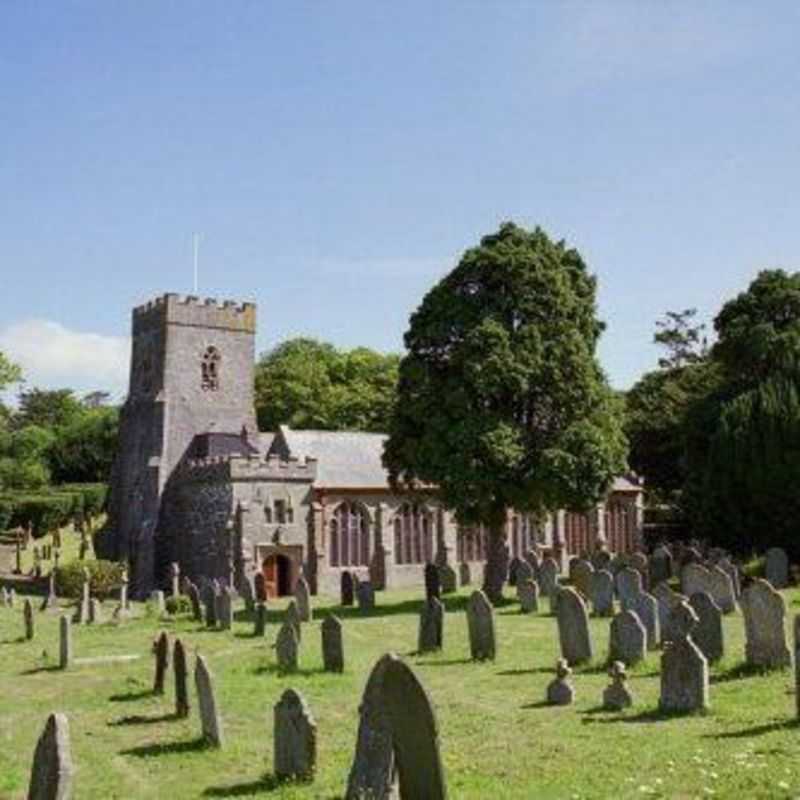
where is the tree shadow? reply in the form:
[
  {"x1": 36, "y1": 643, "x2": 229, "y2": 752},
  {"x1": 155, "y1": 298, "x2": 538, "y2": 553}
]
[
  {"x1": 705, "y1": 719, "x2": 800, "y2": 739},
  {"x1": 109, "y1": 712, "x2": 180, "y2": 727},
  {"x1": 711, "y1": 661, "x2": 787, "y2": 684},
  {"x1": 520, "y1": 700, "x2": 554, "y2": 710},
  {"x1": 120, "y1": 737, "x2": 209, "y2": 757},
  {"x1": 109, "y1": 689, "x2": 154, "y2": 703},
  {"x1": 20, "y1": 665, "x2": 62, "y2": 675},
  {"x1": 202, "y1": 774, "x2": 294, "y2": 796}
]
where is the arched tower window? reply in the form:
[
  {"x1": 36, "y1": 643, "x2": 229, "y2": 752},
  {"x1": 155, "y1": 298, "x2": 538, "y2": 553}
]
[
  {"x1": 201, "y1": 346, "x2": 220, "y2": 391},
  {"x1": 393, "y1": 503, "x2": 433, "y2": 565},
  {"x1": 329, "y1": 502, "x2": 370, "y2": 568}
]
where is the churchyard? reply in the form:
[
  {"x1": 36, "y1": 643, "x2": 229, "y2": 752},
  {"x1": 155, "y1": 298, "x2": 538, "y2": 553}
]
[{"x1": 3, "y1": 564, "x2": 800, "y2": 799}]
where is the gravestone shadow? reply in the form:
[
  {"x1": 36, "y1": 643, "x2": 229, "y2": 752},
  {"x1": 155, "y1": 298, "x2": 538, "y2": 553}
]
[
  {"x1": 120, "y1": 737, "x2": 209, "y2": 757},
  {"x1": 202, "y1": 774, "x2": 285, "y2": 796},
  {"x1": 109, "y1": 712, "x2": 180, "y2": 727},
  {"x1": 705, "y1": 719, "x2": 800, "y2": 739},
  {"x1": 109, "y1": 689, "x2": 154, "y2": 703}
]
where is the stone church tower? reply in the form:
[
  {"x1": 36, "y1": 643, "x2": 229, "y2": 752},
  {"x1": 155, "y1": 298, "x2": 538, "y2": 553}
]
[{"x1": 103, "y1": 294, "x2": 258, "y2": 597}]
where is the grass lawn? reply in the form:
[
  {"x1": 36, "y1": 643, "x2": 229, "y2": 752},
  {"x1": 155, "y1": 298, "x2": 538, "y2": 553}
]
[{"x1": 1, "y1": 584, "x2": 800, "y2": 799}]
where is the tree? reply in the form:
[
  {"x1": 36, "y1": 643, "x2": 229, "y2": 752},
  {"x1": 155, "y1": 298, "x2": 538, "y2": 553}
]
[
  {"x1": 255, "y1": 339, "x2": 399, "y2": 433},
  {"x1": 0, "y1": 351, "x2": 21, "y2": 392},
  {"x1": 49, "y1": 406, "x2": 119, "y2": 483},
  {"x1": 13, "y1": 388, "x2": 83, "y2": 430},
  {"x1": 383, "y1": 222, "x2": 627, "y2": 603},
  {"x1": 654, "y1": 308, "x2": 707, "y2": 369}
]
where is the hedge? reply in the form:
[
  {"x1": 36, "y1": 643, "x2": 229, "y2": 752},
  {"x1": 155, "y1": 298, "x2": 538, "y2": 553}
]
[{"x1": 55, "y1": 558, "x2": 125, "y2": 599}]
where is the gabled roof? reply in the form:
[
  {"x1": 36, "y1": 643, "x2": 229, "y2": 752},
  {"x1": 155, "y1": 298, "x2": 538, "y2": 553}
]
[{"x1": 271, "y1": 426, "x2": 390, "y2": 489}]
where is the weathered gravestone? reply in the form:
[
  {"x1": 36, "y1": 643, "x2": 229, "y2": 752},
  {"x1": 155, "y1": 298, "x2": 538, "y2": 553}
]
[
  {"x1": 459, "y1": 562, "x2": 471, "y2": 587},
  {"x1": 615, "y1": 567, "x2": 642, "y2": 609},
  {"x1": 41, "y1": 571, "x2": 58, "y2": 611},
  {"x1": 591, "y1": 549, "x2": 611, "y2": 572},
  {"x1": 357, "y1": 581, "x2": 375, "y2": 612},
  {"x1": 254, "y1": 602, "x2": 267, "y2": 637},
  {"x1": 629, "y1": 551, "x2": 649, "y2": 586},
  {"x1": 517, "y1": 578, "x2": 539, "y2": 614},
  {"x1": 345, "y1": 653, "x2": 447, "y2": 800},
  {"x1": 254, "y1": 572, "x2": 267, "y2": 604},
  {"x1": 174, "y1": 638, "x2": 190, "y2": 718},
  {"x1": 547, "y1": 584, "x2": 562, "y2": 616},
  {"x1": 418, "y1": 597, "x2": 444, "y2": 653},
  {"x1": 508, "y1": 557, "x2": 522, "y2": 587},
  {"x1": 274, "y1": 688, "x2": 317, "y2": 782},
  {"x1": 195, "y1": 654, "x2": 224, "y2": 748},
  {"x1": 626, "y1": 591, "x2": 660, "y2": 650},
  {"x1": 153, "y1": 631, "x2": 170, "y2": 694},
  {"x1": 557, "y1": 587, "x2": 592, "y2": 665},
  {"x1": 322, "y1": 615, "x2": 344, "y2": 672},
  {"x1": 295, "y1": 576, "x2": 312, "y2": 622},
  {"x1": 23, "y1": 598, "x2": 34, "y2": 640},
  {"x1": 608, "y1": 609, "x2": 646, "y2": 666},
  {"x1": 277, "y1": 621, "x2": 299, "y2": 673},
  {"x1": 681, "y1": 562, "x2": 711, "y2": 598},
  {"x1": 59, "y1": 616, "x2": 72, "y2": 670},
  {"x1": 740, "y1": 578, "x2": 791, "y2": 668},
  {"x1": 524, "y1": 549, "x2": 541, "y2": 574},
  {"x1": 424, "y1": 563, "x2": 441, "y2": 601},
  {"x1": 650, "y1": 545, "x2": 674, "y2": 586},
  {"x1": 239, "y1": 577, "x2": 255, "y2": 613},
  {"x1": 516, "y1": 559, "x2": 534, "y2": 585},
  {"x1": 717, "y1": 557, "x2": 741, "y2": 599},
  {"x1": 538, "y1": 557, "x2": 559, "y2": 597},
  {"x1": 603, "y1": 661, "x2": 633, "y2": 710},
  {"x1": 572, "y1": 559, "x2": 595, "y2": 599},
  {"x1": 285, "y1": 599, "x2": 302, "y2": 643},
  {"x1": 659, "y1": 601, "x2": 709, "y2": 713},
  {"x1": 27, "y1": 713, "x2": 75, "y2": 800},
  {"x1": 466, "y1": 590, "x2": 495, "y2": 661},
  {"x1": 187, "y1": 581, "x2": 203, "y2": 622},
  {"x1": 765, "y1": 547, "x2": 789, "y2": 589},
  {"x1": 590, "y1": 570, "x2": 614, "y2": 617},
  {"x1": 652, "y1": 582, "x2": 688, "y2": 644},
  {"x1": 707, "y1": 566, "x2": 736, "y2": 614},
  {"x1": 438, "y1": 564, "x2": 457, "y2": 594},
  {"x1": 688, "y1": 592, "x2": 723, "y2": 663},
  {"x1": 216, "y1": 587, "x2": 233, "y2": 631},
  {"x1": 203, "y1": 584, "x2": 218, "y2": 629},
  {"x1": 546, "y1": 658, "x2": 575, "y2": 706},
  {"x1": 340, "y1": 571, "x2": 355, "y2": 606}
]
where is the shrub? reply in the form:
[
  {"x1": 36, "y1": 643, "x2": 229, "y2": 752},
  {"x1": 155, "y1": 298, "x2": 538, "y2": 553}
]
[
  {"x1": 55, "y1": 558, "x2": 125, "y2": 599},
  {"x1": 8, "y1": 492, "x2": 78, "y2": 537},
  {"x1": 165, "y1": 594, "x2": 191, "y2": 615}
]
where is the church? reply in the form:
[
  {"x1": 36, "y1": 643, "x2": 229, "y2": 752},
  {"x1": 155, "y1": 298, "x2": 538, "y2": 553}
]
[{"x1": 102, "y1": 293, "x2": 644, "y2": 599}]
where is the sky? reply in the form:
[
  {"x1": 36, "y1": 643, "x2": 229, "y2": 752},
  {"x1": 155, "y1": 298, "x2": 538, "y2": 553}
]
[{"x1": 2, "y1": 1, "x2": 800, "y2": 402}]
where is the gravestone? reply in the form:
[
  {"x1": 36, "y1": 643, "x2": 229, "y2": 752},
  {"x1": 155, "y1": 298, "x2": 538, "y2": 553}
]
[
  {"x1": 59, "y1": 616, "x2": 71, "y2": 669},
  {"x1": 517, "y1": 578, "x2": 539, "y2": 614},
  {"x1": 608, "y1": 609, "x2": 646, "y2": 666},
  {"x1": 240, "y1": 577, "x2": 255, "y2": 613},
  {"x1": 195, "y1": 655, "x2": 224, "y2": 748},
  {"x1": 650, "y1": 546, "x2": 674, "y2": 586},
  {"x1": 508, "y1": 557, "x2": 522, "y2": 587},
  {"x1": 254, "y1": 602, "x2": 267, "y2": 637},
  {"x1": 418, "y1": 597, "x2": 444, "y2": 653},
  {"x1": 254, "y1": 572, "x2": 267, "y2": 603},
  {"x1": 27, "y1": 713, "x2": 75, "y2": 800},
  {"x1": 466, "y1": 590, "x2": 496, "y2": 661},
  {"x1": 274, "y1": 688, "x2": 317, "y2": 782},
  {"x1": 88, "y1": 598, "x2": 103, "y2": 625},
  {"x1": 626, "y1": 591, "x2": 660, "y2": 650},
  {"x1": 174, "y1": 638, "x2": 190, "y2": 718},
  {"x1": 556, "y1": 587, "x2": 593, "y2": 665},
  {"x1": 357, "y1": 581, "x2": 375, "y2": 611},
  {"x1": 340, "y1": 571, "x2": 355, "y2": 606},
  {"x1": 546, "y1": 658, "x2": 575, "y2": 705},
  {"x1": 592, "y1": 549, "x2": 611, "y2": 572},
  {"x1": 170, "y1": 562, "x2": 180, "y2": 598},
  {"x1": 285, "y1": 600, "x2": 302, "y2": 642},
  {"x1": 151, "y1": 590, "x2": 166, "y2": 616},
  {"x1": 538, "y1": 558, "x2": 559, "y2": 597},
  {"x1": 603, "y1": 661, "x2": 633, "y2": 710},
  {"x1": 652, "y1": 582, "x2": 687, "y2": 644},
  {"x1": 524, "y1": 549, "x2": 541, "y2": 574},
  {"x1": 322, "y1": 615, "x2": 344, "y2": 672},
  {"x1": 659, "y1": 601, "x2": 709, "y2": 713},
  {"x1": 572, "y1": 559, "x2": 595, "y2": 599},
  {"x1": 277, "y1": 621, "x2": 299, "y2": 673},
  {"x1": 295, "y1": 576, "x2": 312, "y2": 622},
  {"x1": 707, "y1": 566, "x2": 736, "y2": 614},
  {"x1": 345, "y1": 653, "x2": 447, "y2": 800},
  {"x1": 153, "y1": 631, "x2": 170, "y2": 694},
  {"x1": 516, "y1": 559, "x2": 534, "y2": 585},
  {"x1": 740, "y1": 578, "x2": 791, "y2": 668},
  {"x1": 73, "y1": 580, "x2": 89, "y2": 624},
  {"x1": 547, "y1": 584, "x2": 562, "y2": 616},
  {"x1": 459, "y1": 562, "x2": 471, "y2": 586},
  {"x1": 187, "y1": 582, "x2": 203, "y2": 622},
  {"x1": 590, "y1": 570, "x2": 614, "y2": 617},
  {"x1": 765, "y1": 547, "x2": 789, "y2": 589},
  {"x1": 717, "y1": 557, "x2": 741, "y2": 599},
  {"x1": 688, "y1": 592, "x2": 723, "y2": 663},
  {"x1": 681, "y1": 562, "x2": 711, "y2": 598},
  {"x1": 41, "y1": 571, "x2": 58, "y2": 611},
  {"x1": 615, "y1": 567, "x2": 642, "y2": 609},
  {"x1": 439, "y1": 564, "x2": 457, "y2": 594},
  {"x1": 216, "y1": 587, "x2": 233, "y2": 631},
  {"x1": 23, "y1": 598, "x2": 34, "y2": 640},
  {"x1": 629, "y1": 551, "x2": 649, "y2": 586},
  {"x1": 424, "y1": 563, "x2": 441, "y2": 601}
]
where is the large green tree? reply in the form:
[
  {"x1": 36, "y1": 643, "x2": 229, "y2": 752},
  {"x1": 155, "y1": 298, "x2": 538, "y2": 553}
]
[
  {"x1": 255, "y1": 338, "x2": 399, "y2": 433},
  {"x1": 383, "y1": 222, "x2": 627, "y2": 602}
]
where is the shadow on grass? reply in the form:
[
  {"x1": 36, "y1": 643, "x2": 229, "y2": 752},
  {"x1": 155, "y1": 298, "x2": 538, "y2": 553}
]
[
  {"x1": 253, "y1": 664, "x2": 326, "y2": 678},
  {"x1": 202, "y1": 774, "x2": 294, "y2": 796},
  {"x1": 414, "y1": 657, "x2": 474, "y2": 667},
  {"x1": 20, "y1": 665, "x2": 62, "y2": 675},
  {"x1": 109, "y1": 689, "x2": 154, "y2": 703},
  {"x1": 497, "y1": 667, "x2": 551, "y2": 676},
  {"x1": 120, "y1": 737, "x2": 210, "y2": 758},
  {"x1": 705, "y1": 719, "x2": 800, "y2": 739},
  {"x1": 711, "y1": 661, "x2": 788, "y2": 684},
  {"x1": 109, "y1": 712, "x2": 180, "y2": 727},
  {"x1": 583, "y1": 707, "x2": 708, "y2": 725},
  {"x1": 520, "y1": 700, "x2": 554, "y2": 710}
]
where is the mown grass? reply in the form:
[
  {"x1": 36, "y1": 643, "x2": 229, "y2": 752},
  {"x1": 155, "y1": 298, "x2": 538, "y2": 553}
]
[{"x1": 1, "y1": 585, "x2": 800, "y2": 798}]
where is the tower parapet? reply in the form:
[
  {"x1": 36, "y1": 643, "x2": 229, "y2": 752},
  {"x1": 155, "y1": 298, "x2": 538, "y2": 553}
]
[{"x1": 133, "y1": 293, "x2": 256, "y2": 335}]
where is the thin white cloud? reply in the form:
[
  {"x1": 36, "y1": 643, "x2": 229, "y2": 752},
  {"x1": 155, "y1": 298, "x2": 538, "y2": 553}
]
[{"x1": 0, "y1": 319, "x2": 130, "y2": 401}]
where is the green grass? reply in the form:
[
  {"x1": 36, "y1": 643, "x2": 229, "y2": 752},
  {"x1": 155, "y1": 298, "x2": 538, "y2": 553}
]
[{"x1": 2, "y1": 586, "x2": 800, "y2": 798}]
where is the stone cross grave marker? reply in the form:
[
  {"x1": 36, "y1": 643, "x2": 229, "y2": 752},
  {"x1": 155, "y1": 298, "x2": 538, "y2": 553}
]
[
  {"x1": 659, "y1": 601, "x2": 709, "y2": 713},
  {"x1": 603, "y1": 661, "x2": 633, "y2": 710},
  {"x1": 546, "y1": 658, "x2": 575, "y2": 706}
]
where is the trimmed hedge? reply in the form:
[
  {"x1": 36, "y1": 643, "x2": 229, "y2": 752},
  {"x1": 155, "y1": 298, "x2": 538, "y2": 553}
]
[
  {"x1": 55, "y1": 558, "x2": 125, "y2": 599},
  {"x1": 0, "y1": 483, "x2": 108, "y2": 537}
]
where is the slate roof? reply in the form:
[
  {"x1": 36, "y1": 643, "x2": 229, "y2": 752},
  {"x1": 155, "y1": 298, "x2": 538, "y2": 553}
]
[{"x1": 191, "y1": 432, "x2": 259, "y2": 459}]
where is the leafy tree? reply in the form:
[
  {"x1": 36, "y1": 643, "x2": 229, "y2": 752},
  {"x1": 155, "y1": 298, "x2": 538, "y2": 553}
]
[
  {"x1": 0, "y1": 351, "x2": 21, "y2": 392},
  {"x1": 383, "y1": 222, "x2": 627, "y2": 602},
  {"x1": 654, "y1": 308, "x2": 707, "y2": 369},
  {"x1": 49, "y1": 406, "x2": 119, "y2": 483},
  {"x1": 255, "y1": 339, "x2": 399, "y2": 432},
  {"x1": 0, "y1": 425, "x2": 55, "y2": 490},
  {"x1": 13, "y1": 388, "x2": 83, "y2": 430}
]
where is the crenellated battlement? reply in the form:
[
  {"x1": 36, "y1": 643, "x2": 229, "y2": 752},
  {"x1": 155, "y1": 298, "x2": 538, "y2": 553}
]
[
  {"x1": 132, "y1": 293, "x2": 256, "y2": 334},
  {"x1": 175, "y1": 454, "x2": 318, "y2": 484}
]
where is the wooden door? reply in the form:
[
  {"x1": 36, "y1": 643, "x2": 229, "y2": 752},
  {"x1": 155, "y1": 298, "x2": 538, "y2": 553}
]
[{"x1": 263, "y1": 556, "x2": 278, "y2": 599}]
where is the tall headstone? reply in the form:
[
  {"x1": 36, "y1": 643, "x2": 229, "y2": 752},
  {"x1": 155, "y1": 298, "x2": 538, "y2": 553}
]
[
  {"x1": 41, "y1": 571, "x2": 58, "y2": 611},
  {"x1": 254, "y1": 602, "x2": 267, "y2": 637},
  {"x1": 88, "y1": 598, "x2": 103, "y2": 625},
  {"x1": 187, "y1": 581, "x2": 202, "y2": 622},
  {"x1": 538, "y1": 558, "x2": 559, "y2": 597},
  {"x1": 740, "y1": 578, "x2": 791, "y2": 668},
  {"x1": 424, "y1": 563, "x2": 441, "y2": 601},
  {"x1": 27, "y1": 713, "x2": 75, "y2": 800},
  {"x1": 572, "y1": 559, "x2": 595, "y2": 599},
  {"x1": 556, "y1": 587, "x2": 593, "y2": 665},
  {"x1": 254, "y1": 572, "x2": 267, "y2": 603},
  {"x1": 357, "y1": 581, "x2": 375, "y2": 612},
  {"x1": 277, "y1": 621, "x2": 299, "y2": 673},
  {"x1": 285, "y1": 599, "x2": 302, "y2": 643},
  {"x1": 626, "y1": 591, "x2": 660, "y2": 650},
  {"x1": 438, "y1": 564, "x2": 457, "y2": 594},
  {"x1": 717, "y1": 557, "x2": 741, "y2": 599},
  {"x1": 322, "y1": 615, "x2": 344, "y2": 672},
  {"x1": 517, "y1": 578, "x2": 539, "y2": 614},
  {"x1": 295, "y1": 576, "x2": 312, "y2": 622},
  {"x1": 659, "y1": 601, "x2": 709, "y2": 713},
  {"x1": 23, "y1": 598, "x2": 35, "y2": 641},
  {"x1": 203, "y1": 583, "x2": 218, "y2": 629},
  {"x1": 151, "y1": 590, "x2": 166, "y2": 616},
  {"x1": 650, "y1": 546, "x2": 674, "y2": 586},
  {"x1": 608, "y1": 609, "x2": 646, "y2": 666},
  {"x1": 173, "y1": 638, "x2": 190, "y2": 718},
  {"x1": 765, "y1": 547, "x2": 789, "y2": 589},
  {"x1": 615, "y1": 567, "x2": 642, "y2": 609},
  {"x1": 153, "y1": 631, "x2": 170, "y2": 695},
  {"x1": 459, "y1": 562, "x2": 471, "y2": 587},
  {"x1": 603, "y1": 661, "x2": 633, "y2": 710},
  {"x1": 345, "y1": 653, "x2": 447, "y2": 800},
  {"x1": 546, "y1": 658, "x2": 575, "y2": 706},
  {"x1": 652, "y1": 581, "x2": 687, "y2": 644},
  {"x1": 707, "y1": 566, "x2": 736, "y2": 614},
  {"x1": 590, "y1": 570, "x2": 614, "y2": 617},
  {"x1": 466, "y1": 590, "x2": 496, "y2": 661},
  {"x1": 688, "y1": 592, "x2": 724, "y2": 663},
  {"x1": 274, "y1": 688, "x2": 317, "y2": 782},
  {"x1": 418, "y1": 597, "x2": 444, "y2": 653},
  {"x1": 59, "y1": 616, "x2": 72, "y2": 670},
  {"x1": 195, "y1": 655, "x2": 224, "y2": 748},
  {"x1": 216, "y1": 586, "x2": 233, "y2": 631},
  {"x1": 240, "y1": 577, "x2": 255, "y2": 613},
  {"x1": 340, "y1": 571, "x2": 355, "y2": 606}
]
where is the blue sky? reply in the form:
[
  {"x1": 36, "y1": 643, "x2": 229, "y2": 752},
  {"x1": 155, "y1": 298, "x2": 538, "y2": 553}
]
[{"x1": 2, "y1": 1, "x2": 799, "y2": 400}]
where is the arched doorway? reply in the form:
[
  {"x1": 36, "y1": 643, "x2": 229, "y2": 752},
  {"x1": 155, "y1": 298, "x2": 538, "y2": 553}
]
[{"x1": 262, "y1": 554, "x2": 292, "y2": 598}]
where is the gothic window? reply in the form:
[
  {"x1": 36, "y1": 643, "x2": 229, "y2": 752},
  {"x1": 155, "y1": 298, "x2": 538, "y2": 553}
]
[
  {"x1": 393, "y1": 504, "x2": 433, "y2": 565},
  {"x1": 201, "y1": 346, "x2": 220, "y2": 391},
  {"x1": 329, "y1": 502, "x2": 370, "y2": 568},
  {"x1": 273, "y1": 499, "x2": 294, "y2": 525},
  {"x1": 457, "y1": 524, "x2": 488, "y2": 562}
]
